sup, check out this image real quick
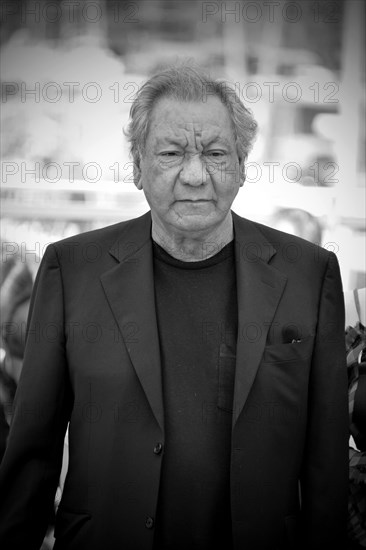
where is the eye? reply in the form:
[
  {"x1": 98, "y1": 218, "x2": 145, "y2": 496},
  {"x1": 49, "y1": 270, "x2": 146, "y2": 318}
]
[
  {"x1": 160, "y1": 151, "x2": 181, "y2": 157},
  {"x1": 205, "y1": 150, "x2": 226, "y2": 158}
]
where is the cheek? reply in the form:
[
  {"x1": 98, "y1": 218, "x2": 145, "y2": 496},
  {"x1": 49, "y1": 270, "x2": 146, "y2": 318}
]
[
  {"x1": 209, "y1": 157, "x2": 241, "y2": 186},
  {"x1": 212, "y1": 171, "x2": 241, "y2": 199},
  {"x1": 141, "y1": 170, "x2": 176, "y2": 206}
]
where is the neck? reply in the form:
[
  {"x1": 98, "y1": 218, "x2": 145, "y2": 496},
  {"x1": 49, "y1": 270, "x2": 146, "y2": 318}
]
[{"x1": 151, "y1": 213, "x2": 234, "y2": 262}]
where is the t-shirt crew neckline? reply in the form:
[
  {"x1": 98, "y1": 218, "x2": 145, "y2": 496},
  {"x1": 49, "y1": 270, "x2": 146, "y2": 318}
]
[{"x1": 152, "y1": 239, "x2": 235, "y2": 269}]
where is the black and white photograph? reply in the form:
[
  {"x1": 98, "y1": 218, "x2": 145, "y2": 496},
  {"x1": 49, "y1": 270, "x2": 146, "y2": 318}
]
[{"x1": 0, "y1": 1, "x2": 365, "y2": 549}]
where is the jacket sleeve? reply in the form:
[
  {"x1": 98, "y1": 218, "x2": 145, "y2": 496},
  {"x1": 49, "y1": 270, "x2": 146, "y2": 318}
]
[
  {"x1": 0, "y1": 244, "x2": 72, "y2": 550},
  {"x1": 300, "y1": 251, "x2": 349, "y2": 548}
]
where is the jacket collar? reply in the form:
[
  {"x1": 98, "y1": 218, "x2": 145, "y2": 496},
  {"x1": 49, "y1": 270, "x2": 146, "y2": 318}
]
[{"x1": 109, "y1": 211, "x2": 152, "y2": 263}]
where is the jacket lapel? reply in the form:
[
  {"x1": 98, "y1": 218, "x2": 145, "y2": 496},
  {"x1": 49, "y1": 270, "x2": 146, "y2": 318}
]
[
  {"x1": 232, "y1": 213, "x2": 288, "y2": 426},
  {"x1": 100, "y1": 212, "x2": 164, "y2": 433}
]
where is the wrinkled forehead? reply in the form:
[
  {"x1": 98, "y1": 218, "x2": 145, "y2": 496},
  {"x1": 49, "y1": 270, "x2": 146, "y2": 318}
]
[
  {"x1": 146, "y1": 97, "x2": 236, "y2": 148},
  {"x1": 151, "y1": 122, "x2": 232, "y2": 148}
]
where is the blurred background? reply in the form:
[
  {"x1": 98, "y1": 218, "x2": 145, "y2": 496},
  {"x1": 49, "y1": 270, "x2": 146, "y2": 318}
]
[
  {"x1": 1, "y1": 4, "x2": 365, "y2": 546},
  {"x1": 0, "y1": 0, "x2": 365, "y2": 291}
]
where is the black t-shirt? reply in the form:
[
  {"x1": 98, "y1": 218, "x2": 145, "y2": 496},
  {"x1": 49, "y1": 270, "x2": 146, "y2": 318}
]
[{"x1": 152, "y1": 240, "x2": 237, "y2": 550}]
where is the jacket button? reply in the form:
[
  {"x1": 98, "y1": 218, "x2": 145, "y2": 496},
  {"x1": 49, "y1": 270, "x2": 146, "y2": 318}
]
[
  {"x1": 153, "y1": 442, "x2": 163, "y2": 455},
  {"x1": 145, "y1": 516, "x2": 154, "y2": 529}
]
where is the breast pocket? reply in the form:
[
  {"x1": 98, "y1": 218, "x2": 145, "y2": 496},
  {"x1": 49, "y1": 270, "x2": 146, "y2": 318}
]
[{"x1": 262, "y1": 335, "x2": 315, "y2": 365}]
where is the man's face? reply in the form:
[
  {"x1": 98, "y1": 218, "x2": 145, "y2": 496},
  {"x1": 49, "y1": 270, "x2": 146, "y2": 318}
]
[{"x1": 136, "y1": 96, "x2": 243, "y2": 236}]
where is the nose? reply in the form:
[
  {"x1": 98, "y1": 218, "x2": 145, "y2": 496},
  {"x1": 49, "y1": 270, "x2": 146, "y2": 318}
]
[{"x1": 180, "y1": 155, "x2": 207, "y2": 186}]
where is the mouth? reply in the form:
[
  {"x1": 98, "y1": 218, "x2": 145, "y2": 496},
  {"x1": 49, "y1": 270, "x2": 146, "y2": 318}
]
[{"x1": 177, "y1": 199, "x2": 212, "y2": 203}]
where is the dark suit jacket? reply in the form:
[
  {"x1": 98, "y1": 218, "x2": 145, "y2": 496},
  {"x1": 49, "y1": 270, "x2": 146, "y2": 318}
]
[{"x1": 0, "y1": 211, "x2": 348, "y2": 550}]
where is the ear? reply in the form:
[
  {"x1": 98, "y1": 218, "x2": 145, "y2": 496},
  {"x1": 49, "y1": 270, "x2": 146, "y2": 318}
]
[
  {"x1": 239, "y1": 158, "x2": 246, "y2": 187},
  {"x1": 134, "y1": 177, "x2": 143, "y2": 191},
  {"x1": 133, "y1": 162, "x2": 143, "y2": 190}
]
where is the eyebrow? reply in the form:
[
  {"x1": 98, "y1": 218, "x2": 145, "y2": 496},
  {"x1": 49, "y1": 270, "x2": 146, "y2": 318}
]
[
  {"x1": 202, "y1": 137, "x2": 231, "y2": 148},
  {"x1": 154, "y1": 137, "x2": 187, "y2": 148},
  {"x1": 155, "y1": 137, "x2": 232, "y2": 149}
]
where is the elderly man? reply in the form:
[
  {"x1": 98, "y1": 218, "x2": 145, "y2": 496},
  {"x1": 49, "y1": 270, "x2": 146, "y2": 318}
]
[{"x1": 0, "y1": 64, "x2": 348, "y2": 550}]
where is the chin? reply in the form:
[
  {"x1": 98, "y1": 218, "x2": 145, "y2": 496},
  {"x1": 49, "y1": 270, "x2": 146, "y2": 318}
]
[{"x1": 174, "y1": 215, "x2": 219, "y2": 233}]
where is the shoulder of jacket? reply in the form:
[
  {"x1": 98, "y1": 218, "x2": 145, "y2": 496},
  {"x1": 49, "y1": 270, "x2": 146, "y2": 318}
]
[
  {"x1": 47, "y1": 213, "x2": 148, "y2": 253},
  {"x1": 249, "y1": 218, "x2": 330, "y2": 263}
]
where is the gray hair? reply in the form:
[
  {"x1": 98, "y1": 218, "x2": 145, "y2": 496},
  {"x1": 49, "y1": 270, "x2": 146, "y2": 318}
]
[{"x1": 124, "y1": 62, "x2": 258, "y2": 180}]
